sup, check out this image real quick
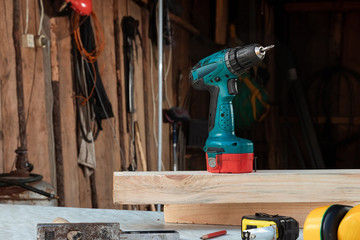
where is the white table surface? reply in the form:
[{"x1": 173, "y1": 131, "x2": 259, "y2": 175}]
[{"x1": 0, "y1": 204, "x2": 303, "y2": 239}]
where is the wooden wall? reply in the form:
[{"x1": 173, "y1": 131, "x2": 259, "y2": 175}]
[
  {"x1": 2, "y1": 0, "x2": 360, "y2": 209},
  {"x1": 0, "y1": 0, "x2": 191, "y2": 208}
]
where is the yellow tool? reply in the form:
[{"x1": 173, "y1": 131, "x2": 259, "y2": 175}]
[
  {"x1": 303, "y1": 204, "x2": 352, "y2": 240},
  {"x1": 338, "y1": 205, "x2": 360, "y2": 240}
]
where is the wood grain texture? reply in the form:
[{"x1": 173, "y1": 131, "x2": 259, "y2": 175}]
[
  {"x1": 169, "y1": 13, "x2": 200, "y2": 36},
  {"x1": 285, "y1": 2, "x2": 360, "y2": 12},
  {"x1": 0, "y1": 0, "x2": 18, "y2": 172},
  {"x1": 215, "y1": 0, "x2": 228, "y2": 45},
  {"x1": 164, "y1": 202, "x2": 360, "y2": 227},
  {"x1": 263, "y1": 2, "x2": 281, "y2": 169},
  {"x1": 140, "y1": 8, "x2": 155, "y2": 171},
  {"x1": 128, "y1": 1, "x2": 147, "y2": 172},
  {"x1": 113, "y1": 170, "x2": 360, "y2": 204},
  {"x1": 113, "y1": 0, "x2": 128, "y2": 171},
  {"x1": 93, "y1": 0, "x2": 122, "y2": 209},
  {"x1": 49, "y1": 18, "x2": 65, "y2": 206},
  {"x1": 114, "y1": 0, "x2": 130, "y2": 170},
  {"x1": 56, "y1": 17, "x2": 80, "y2": 207},
  {"x1": 22, "y1": 0, "x2": 51, "y2": 182},
  {"x1": 42, "y1": 14, "x2": 57, "y2": 187}
]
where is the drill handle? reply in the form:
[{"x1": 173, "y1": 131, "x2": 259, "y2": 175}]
[
  {"x1": 191, "y1": 76, "x2": 220, "y2": 132},
  {"x1": 207, "y1": 85, "x2": 220, "y2": 132},
  {"x1": 208, "y1": 85, "x2": 236, "y2": 135},
  {"x1": 194, "y1": 78, "x2": 236, "y2": 134}
]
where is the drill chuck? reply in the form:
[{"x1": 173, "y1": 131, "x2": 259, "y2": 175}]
[{"x1": 225, "y1": 44, "x2": 274, "y2": 76}]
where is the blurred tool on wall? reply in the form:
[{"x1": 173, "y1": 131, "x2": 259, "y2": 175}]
[
  {"x1": 122, "y1": 16, "x2": 143, "y2": 171},
  {"x1": 163, "y1": 107, "x2": 190, "y2": 171}
]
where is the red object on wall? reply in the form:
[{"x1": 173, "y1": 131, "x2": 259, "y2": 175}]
[{"x1": 66, "y1": 0, "x2": 92, "y2": 16}]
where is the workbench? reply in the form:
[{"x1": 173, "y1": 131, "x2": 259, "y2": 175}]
[{"x1": 0, "y1": 204, "x2": 303, "y2": 239}]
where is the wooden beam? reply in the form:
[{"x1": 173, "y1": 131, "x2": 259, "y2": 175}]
[
  {"x1": 215, "y1": 0, "x2": 228, "y2": 45},
  {"x1": 169, "y1": 13, "x2": 200, "y2": 36},
  {"x1": 285, "y1": 116, "x2": 360, "y2": 125},
  {"x1": 56, "y1": 17, "x2": 81, "y2": 207},
  {"x1": 0, "y1": 0, "x2": 18, "y2": 172},
  {"x1": 93, "y1": 0, "x2": 122, "y2": 209},
  {"x1": 113, "y1": 170, "x2": 360, "y2": 204},
  {"x1": 164, "y1": 202, "x2": 360, "y2": 228},
  {"x1": 285, "y1": 2, "x2": 360, "y2": 12}
]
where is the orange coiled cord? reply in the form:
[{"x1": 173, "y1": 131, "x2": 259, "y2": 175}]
[
  {"x1": 73, "y1": 10, "x2": 105, "y2": 63},
  {"x1": 72, "y1": 10, "x2": 105, "y2": 105}
]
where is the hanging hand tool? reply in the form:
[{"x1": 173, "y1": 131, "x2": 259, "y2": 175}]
[
  {"x1": 71, "y1": 10, "x2": 113, "y2": 208},
  {"x1": 122, "y1": 16, "x2": 143, "y2": 171},
  {"x1": 241, "y1": 213, "x2": 299, "y2": 240},
  {"x1": 163, "y1": 107, "x2": 190, "y2": 171},
  {"x1": 190, "y1": 44, "x2": 273, "y2": 173}
]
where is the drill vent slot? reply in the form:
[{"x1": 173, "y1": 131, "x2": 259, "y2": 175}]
[{"x1": 219, "y1": 104, "x2": 231, "y2": 131}]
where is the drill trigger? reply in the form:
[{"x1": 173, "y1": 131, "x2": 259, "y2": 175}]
[{"x1": 227, "y1": 78, "x2": 238, "y2": 95}]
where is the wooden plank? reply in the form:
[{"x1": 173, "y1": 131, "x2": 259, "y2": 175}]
[
  {"x1": 162, "y1": 45, "x2": 173, "y2": 171},
  {"x1": 140, "y1": 7, "x2": 156, "y2": 171},
  {"x1": 49, "y1": 18, "x2": 66, "y2": 206},
  {"x1": 114, "y1": 0, "x2": 128, "y2": 171},
  {"x1": 169, "y1": 13, "x2": 200, "y2": 36},
  {"x1": 215, "y1": 0, "x2": 228, "y2": 45},
  {"x1": 93, "y1": 0, "x2": 122, "y2": 209},
  {"x1": 164, "y1": 202, "x2": 360, "y2": 228},
  {"x1": 113, "y1": 170, "x2": 360, "y2": 204},
  {"x1": 285, "y1": 116, "x2": 360, "y2": 126},
  {"x1": 128, "y1": 1, "x2": 147, "y2": 172},
  {"x1": 285, "y1": 2, "x2": 360, "y2": 12},
  {"x1": 144, "y1": 22, "x2": 160, "y2": 171},
  {"x1": 115, "y1": 0, "x2": 131, "y2": 170},
  {"x1": 41, "y1": 14, "x2": 57, "y2": 188},
  {"x1": 56, "y1": 17, "x2": 80, "y2": 207},
  {"x1": 77, "y1": 172, "x2": 92, "y2": 208},
  {"x1": 263, "y1": 2, "x2": 280, "y2": 169},
  {"x1": 0, "y1": 0, "x2": 18, "y2": 173},
  {"x1": 22, "y1": 0, "x2": 52, "y2": 182}
]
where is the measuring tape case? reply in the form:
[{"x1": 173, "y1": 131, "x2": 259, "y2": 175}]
[{"x1": 241, "y1": 213, "x2": 299, "y2": 240}]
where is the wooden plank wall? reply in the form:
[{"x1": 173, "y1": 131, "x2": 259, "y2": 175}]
[
  {"x1": 0, "y1": 0, "x2": 190, "y2": 208},
  {"x1": 0, "y1": 1, "x2": 18, "y2": 175}
]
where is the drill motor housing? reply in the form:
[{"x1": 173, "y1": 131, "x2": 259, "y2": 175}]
[{"x1": 190, "y1": 44, "x2": 272, "y2": 173}]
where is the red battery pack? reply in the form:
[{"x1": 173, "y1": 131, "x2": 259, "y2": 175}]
[{"x1": 206, "y1": 152, "x2": 254, "y2": 173}]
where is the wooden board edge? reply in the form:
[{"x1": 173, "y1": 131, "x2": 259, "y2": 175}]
[{"x1": 164, "y1": 202, "x2": 360, "y2": 228}]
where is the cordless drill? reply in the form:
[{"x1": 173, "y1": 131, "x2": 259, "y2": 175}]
[{"x1": 190, "y1": 44, "x2": 273, "y2": 173}]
